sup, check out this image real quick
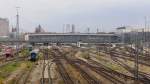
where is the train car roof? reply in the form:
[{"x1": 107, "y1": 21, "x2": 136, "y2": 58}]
[{"x1": 30, "y1": 49, "x2": 39, "y2": 54}]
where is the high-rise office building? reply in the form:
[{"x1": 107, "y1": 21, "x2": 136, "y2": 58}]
[{"x1": 0, "y1": 18, "x2": 9, "y2": 36}]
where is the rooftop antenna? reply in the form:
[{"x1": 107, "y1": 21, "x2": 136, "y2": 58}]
[
  {"x1": 145, "y1": 16, "x2": 147, "y2": 29},
  {"x1": 101, "y1": 24, "x2": 104, "y2": 32},
  {"x1": 63, "y1": 24, "x2": 65, "y2": 33},
  {"x1": 97, "y1": 28, "x2": 99, "y2": 33},
  {"x1": 87, "y1": 27, "x2": 90, "y2": 34},
  {"x1": 66, "y1": 24, "x2": 70, "y2": 33}
]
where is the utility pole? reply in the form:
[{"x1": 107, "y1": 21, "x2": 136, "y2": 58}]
[
  {"x1": 144, "y1": 16, "x2": 147, "y2": 43},
  {"x1": 16, "y1": 7, "x2": 20, "y2": 58},
  {"x1": 87, "y1": 27, "x2": 90, "y2": 57},
  {"x1": 134, "y1": 30, "x2": 139, "y2": 84},
  {"x1": 145, "y1": 16, "x2": 147, "y2": 30},
  {"x1": 144, "y1": 16, "x2": 149, "y2": 59}
]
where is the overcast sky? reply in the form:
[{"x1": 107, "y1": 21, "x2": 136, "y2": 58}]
[{"x1": 0, "y1": 0, "x2": 150, "y2": 33}]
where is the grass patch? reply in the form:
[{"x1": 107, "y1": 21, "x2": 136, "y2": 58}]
[
  {"x1": 75, "y1": 51, "x2": 90, "y2": 60},
  {"x1": 38, "y1": 52, "x2": 44, "y2": 60},
  {"x1": 79, "y1": 51, "x2": 90, "y2": 59},
  {"x1": 91, "y1": 52, "x2": 128, "y2": 73},
  {"x1": 65, "y1": 63, "x2": 88, "y2": 84},
  {"x1": 19, "y1": 48, "x2": 30, "y2": 57},
  {"x1": 0, "y1": 61, "x2": 33, "y2": 82},
  {"x1": 105, "y1": 62, "x2": 126, "y2": 71},
  {"x1": 0, "y1": 62, "x2": 20, "y2": 81},
  {"x1": 20, "y1": 61, "x2": 33, "y2": 70}
]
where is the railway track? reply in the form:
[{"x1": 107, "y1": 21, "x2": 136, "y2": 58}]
[
  {"x1": 89, "y1": 52, "x2": 135, "y2": 80},
  {"x1": 51, "y1": 50, "x2": 74, "y2": 84},
  {"x1": 0, "y1": 48, "x2": 29, "y2": 67},
  {"x1": 0, "y1": 56, "x2": 27, "y2": 68},
  {"x1": 88, "y1": 46, "x2": 150, "y2": 83},
  {"x1": 61, "y1": 47, "x2": 133, "y2": 84},
  {"x1": 111, "y1": 47, "x2": 150, "y2": 64},
  {"x1": 96, "y1": 46, "x2": 150, "y2": 67},
  {"x1": 47, "y1": 60, "x2": 53, "y2": 84},
  {"x1": 72, "y1": 58, "x2": 135, "y2": 84},
  {"x1": 109, "y1": 51, "x2": 150, "y2": 66},
  {"x1": 81, "y1": 48, "x2": 150, "y2": 84},
  {"x1": 52, "y1": 49, "x2": 100, "y2": 84},
  {"x1": 55, "y1": 59, "x2": 74, "y2": 84},
  {"x1": 40, "y1": 49, "x2": 54, "y2": 84},
  {"x1": 110, "y1": 53, "x2": 150, "y2": 83},
  {"x1": 51, "y1": 47, "x2": 150, "y2": 84},
  {"x1": 67, "y1": 60, "x2": 100, "y2": 84},
  {"x1": 101, "y1": 47, "x2": 150, "y2": 83},
  {"x1": 63, "y1": 51, "x2": 123, "y2": 84},
  {"x1": 14, "y1": 62, "x2": 35, "y2": 84}
]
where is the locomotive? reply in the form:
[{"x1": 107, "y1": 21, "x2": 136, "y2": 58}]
[{"x1": 4, "y1": 47, "x2": 14, "y2": 58}]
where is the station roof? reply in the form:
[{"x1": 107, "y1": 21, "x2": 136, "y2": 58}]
[{"x1": 27, "y1": 33, "x2": 116, "y2": 36}]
